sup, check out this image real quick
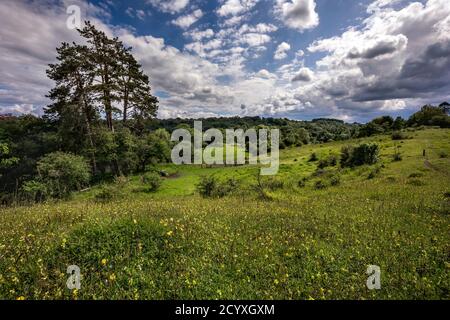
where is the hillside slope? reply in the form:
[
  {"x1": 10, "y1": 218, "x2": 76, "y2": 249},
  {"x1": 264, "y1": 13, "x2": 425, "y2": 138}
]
[{"x1": 0, "y1": 128, "x2": 449, "y2": 299}]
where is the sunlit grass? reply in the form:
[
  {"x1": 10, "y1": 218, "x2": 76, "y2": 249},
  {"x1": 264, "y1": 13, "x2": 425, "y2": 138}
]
[{"x1": 0, "y1": 128, "x2": 449, "y2": 300}]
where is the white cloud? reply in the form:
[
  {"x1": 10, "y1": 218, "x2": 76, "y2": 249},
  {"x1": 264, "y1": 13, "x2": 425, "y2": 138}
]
[
  {"x1": 292, "y1": 67, "x2": 313, "y2": 82},
  {"x1": 172, "y1": 9, "x2": 203, "y2": 29},
  {"x1": 381, "y1": 99, "x2": 407, "y2": 111},
  {"x1": 217, "y1": 0, "x2": 259, "y2": 16},
  {"x1": 147, "y1": 0, "x2": 189, "y2": 14},
  {"x1": 238, "y1": 33, "x2": 272, "y2": 47},
  {"x1": 275, "y1": 0, "x2": 319, "y2": 32},
  {"x1": 184, "y1": 28, "x2": 214, "y2": 41},
  {"x1": 255, "y1": 69, "x2": 277, "y2": 79},
  {"x1": 2, "y1": 0, "x2": 450, "y2": 121},
  {"x1": 274, "y1": 42, "x2": 291, "y2": 60},
  {"x1": 367, "y1": 0, "x2": 403, "y2": 13}
]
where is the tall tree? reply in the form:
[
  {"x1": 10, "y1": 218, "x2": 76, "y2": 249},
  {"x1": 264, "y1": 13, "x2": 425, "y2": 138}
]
[
  {"x1": 46, "y1": 42, "x2": 98, "y2": 173},
  {"x1": 78, "y1": 22, "x2": 120, "y2": 132},
  {"x1": 115, "y1": 41, "x2": 158, "y2": 129}
]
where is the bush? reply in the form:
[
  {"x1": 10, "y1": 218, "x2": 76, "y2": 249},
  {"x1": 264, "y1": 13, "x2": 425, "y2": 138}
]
[
  {"x1": 95, "y1": 184, "x2": 123, "y2": 202},
  {"x1": 341, "y1": 143, "x2": 379, "y2": 167},
  {"x1": 21, "y1": 180, "x2": 48, "y2": 202},
  {"x1": 35, "y1": 152, "x2": 91, "y2": 199},
  {"x1": 197, "y1": 175, "x2": 239, "y2": 198},
  {"x1": 392, "y1": 131, "x2": 406, "y2": 140},
  {"x1": 318, "y1": 155, "x2": 338, "y2": 169},
  {"x1": 142, "y1": 172, "x2": 162, "y2": 192}
]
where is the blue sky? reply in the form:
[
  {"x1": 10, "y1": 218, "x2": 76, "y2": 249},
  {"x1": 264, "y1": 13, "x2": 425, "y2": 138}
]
[{"x1": 0, "y1": 0, "x2": 449, "y2": 122}]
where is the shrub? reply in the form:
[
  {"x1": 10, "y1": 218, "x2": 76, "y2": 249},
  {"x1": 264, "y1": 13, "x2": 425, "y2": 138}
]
[
  {"x1": 328, "y1": 155, "x2": 338, "y2": 167},
  {"x1": 95, "y1": 184, "x2": 123, "y2": 202},
  {"x1": 142, "y1": 172, "x2": 162, "y2": 192},
  {"x1": 392, "y1": 131, "x2": 406, "y2": 140},
  {"x1": 35, "y1": 152, "x2": 91, "y2": 199},
  {"x1": 314, "y1": 180, "x2": 327, "y2": 190},
  {"x1": 341, "y1": 143, "x2": 379, "y2": 167},
  {"x1": 318, "y1": 155, "x2": 338, "y2": 169},
  {"x1": 21, "y1": 180, "x2": 48, "y2": 202},
  {"x1": 197, "y1": 175, "x2": 239, "y2": 198}
]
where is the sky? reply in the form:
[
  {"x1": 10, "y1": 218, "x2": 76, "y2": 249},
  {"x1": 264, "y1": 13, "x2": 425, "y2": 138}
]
[{"x1": 0, "y1": 0, "x2": 449, "y2": 123}]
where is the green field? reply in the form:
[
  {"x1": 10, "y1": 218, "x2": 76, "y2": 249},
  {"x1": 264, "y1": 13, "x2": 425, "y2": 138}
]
[{"x1": 0, "y1": 128, "x2": 449, "y2": 300}]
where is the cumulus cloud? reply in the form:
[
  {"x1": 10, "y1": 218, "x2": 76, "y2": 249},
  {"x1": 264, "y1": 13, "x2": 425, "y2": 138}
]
[
  {"x1": 172, "y1": 9, "x2": 203, "y2": 29},
  {"x1": 303, "y1": 0, "x2": 450, "y2": 108},
  {"x1": 275, "y1": 0, "x2": 319, "y2": 32},
  {"x1": 0, "y1": 0, "x2": 111, "y2": 115},
  {"x1": 274, "y1": 42, "x2": 291, "y2": 60},
  {"x1": 292, "y1": 67, "x2": 313, "y2": 82},
  {"x1": 2, "y1": 0, "x2": 450, "y2": 122},
  {"x1": 347, "y1": 35, "x2": 408, "y2": 59}
]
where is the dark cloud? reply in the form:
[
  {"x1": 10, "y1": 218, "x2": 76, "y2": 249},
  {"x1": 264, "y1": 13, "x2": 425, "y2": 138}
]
[{"x1": 352, "y1": 40, "x2": 450, "y2": 102}]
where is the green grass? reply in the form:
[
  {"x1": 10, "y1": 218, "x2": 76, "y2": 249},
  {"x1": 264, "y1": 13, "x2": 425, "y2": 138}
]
[{"x1": 0, "y1": 128, "x2": 449, "y2": 300}]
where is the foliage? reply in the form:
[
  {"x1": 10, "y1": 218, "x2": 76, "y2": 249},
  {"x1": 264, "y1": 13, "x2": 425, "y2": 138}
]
[
  {"x1": 142, "y1": 172, "x2": 162, "y2": 192},
  {"x1": 407, "y1": 104, "x2": 450, "y2": 128},
  {"x1": 34, "y1": 152, "x2": 90, "y2": 199},
  {"x1": 196, "y1": 175, "x2": 239, "y2": 198},
  {"x1": 392, "y1": 131, "x2": 406, "y2": 140},
  {"x1": 341, "y1": 143, "x2": 379, "y2": 167}
]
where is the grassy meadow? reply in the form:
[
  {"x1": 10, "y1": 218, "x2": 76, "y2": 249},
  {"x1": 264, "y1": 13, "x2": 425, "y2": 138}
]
[{"x1": 0, "y1": 128, "x2": 449, "y2": 300}]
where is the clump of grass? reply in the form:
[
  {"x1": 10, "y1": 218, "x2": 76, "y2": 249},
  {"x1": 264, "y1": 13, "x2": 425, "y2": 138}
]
[
  {"x1": 297, "y1": 177, "x2": 307, "y2": 188},
  {"x1": 386, "y1": 176, "x2": 396, "y2": 183},
  {"x1": 438, "y1": 150, "x2": 448, "y2": 158},
  {"x1": 329, "y1": 174, "x2": 341, "y2": 186},
  {"x1": 308, "y1": 152, "x2": 318, "y2": 162},
  {"x1": 407, "y1": 178, "x2": 426, "y2": 186},
  {"x1": 368, "y1": 166, "x2": 381, "y2": 180},
  {"x1": 393, "y1": 152, "x2": 402, "y2": 162},
  {"x1": 409, "y1": 172, "x2": 424, "y2": 178},
  {"x1": 314, "y1": 180, "x2": 327, "y2": 190}
]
